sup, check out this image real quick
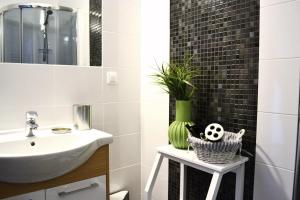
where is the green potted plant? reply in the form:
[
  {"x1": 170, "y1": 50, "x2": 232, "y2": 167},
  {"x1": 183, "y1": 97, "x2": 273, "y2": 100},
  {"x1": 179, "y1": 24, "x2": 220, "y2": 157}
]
[{"x1": 152, "y1": 57, "x2": 199, "y2": 149}]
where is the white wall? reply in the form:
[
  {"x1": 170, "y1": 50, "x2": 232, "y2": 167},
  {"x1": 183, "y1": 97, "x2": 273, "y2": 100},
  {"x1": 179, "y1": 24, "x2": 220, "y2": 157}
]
[
  {"x1": 102, "y1": 0, "x2": 141, "y2": 199},
  {"x1": 0, "y1": 0, "x2": 141, "y2": 199},
  {"x1": 254, "y1": 0, "x2": 300, "y2": 199},
  {"x1": 0, "y1": 64, "x2": 102, "y2": 130},
  {"x1": 140, "y1": 0, "x2": 170, "y2": 200}
]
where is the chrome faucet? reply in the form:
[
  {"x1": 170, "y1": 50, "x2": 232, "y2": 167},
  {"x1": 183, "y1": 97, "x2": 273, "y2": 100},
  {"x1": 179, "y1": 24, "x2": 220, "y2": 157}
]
[{"x1": 25, "y1": 111, "x2": 39, "y2": 137}]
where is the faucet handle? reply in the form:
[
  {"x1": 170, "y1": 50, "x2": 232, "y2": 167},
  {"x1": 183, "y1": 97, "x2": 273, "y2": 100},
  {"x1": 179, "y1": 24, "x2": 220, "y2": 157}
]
[{"x1": 26, "y1": 111, "x2": 38, "y2": 120}]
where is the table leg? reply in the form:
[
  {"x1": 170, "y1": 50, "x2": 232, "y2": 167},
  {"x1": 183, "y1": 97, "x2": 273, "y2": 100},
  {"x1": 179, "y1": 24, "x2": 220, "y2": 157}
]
[
  {"x1": 235, "y1": 164, "x2": 245, "y2": 200},
  {"x1": 180, "y1": 163, "x2": 187, "y2": 200},
  {"x1": 144, "y1": 153, "x2": 164, "y2": 200},
  {"x1": 206, "y1": 172, "x2": 223, "y2": 200}
]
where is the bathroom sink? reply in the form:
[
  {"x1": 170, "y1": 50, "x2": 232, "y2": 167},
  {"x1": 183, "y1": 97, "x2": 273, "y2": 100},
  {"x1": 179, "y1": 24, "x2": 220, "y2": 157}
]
[{"x1": 0, "y1": 129, "x2": 113, "y2": 183}]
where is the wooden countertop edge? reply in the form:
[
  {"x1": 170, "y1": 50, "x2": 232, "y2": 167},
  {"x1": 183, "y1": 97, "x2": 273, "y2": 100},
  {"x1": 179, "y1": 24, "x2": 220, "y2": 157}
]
[{"x1": 0, "y1": 144, "x2": 109, "y2": 199}]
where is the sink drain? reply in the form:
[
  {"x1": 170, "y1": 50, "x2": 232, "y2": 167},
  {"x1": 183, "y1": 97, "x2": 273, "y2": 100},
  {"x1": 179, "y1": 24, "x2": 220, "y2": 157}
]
[{"x1": 30, "y1": 141, "x2": 36, "y2": 146}]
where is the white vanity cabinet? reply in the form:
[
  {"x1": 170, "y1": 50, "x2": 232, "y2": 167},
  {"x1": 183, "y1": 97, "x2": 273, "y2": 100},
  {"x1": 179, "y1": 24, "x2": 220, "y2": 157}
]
[
  {"x1": 2, "y1": 176, "x2": 106, "y2": 200},
  {"x1": 2, "y1": 191, "x2": 45, "y2": 200},
  {"x1": 46, "y1": 176, "x2": 106, "y2": 200}
]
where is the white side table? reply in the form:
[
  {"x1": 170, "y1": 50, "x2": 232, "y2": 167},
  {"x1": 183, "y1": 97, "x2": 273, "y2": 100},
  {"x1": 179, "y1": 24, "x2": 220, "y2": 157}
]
[{"x1": 144, "y1": 145, "x2": 248, "y2": 200}]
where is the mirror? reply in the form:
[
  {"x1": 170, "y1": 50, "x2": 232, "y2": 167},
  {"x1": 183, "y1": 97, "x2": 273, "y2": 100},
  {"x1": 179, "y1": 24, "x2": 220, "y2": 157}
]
[{"x1": 0, "y1": 0, "x2": 102, "y2": 66}]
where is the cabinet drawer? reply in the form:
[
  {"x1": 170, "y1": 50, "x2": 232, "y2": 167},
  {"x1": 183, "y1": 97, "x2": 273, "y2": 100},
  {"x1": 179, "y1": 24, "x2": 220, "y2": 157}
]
[
  {"x1": 2, "y1": 191, "x2": 45, "y2": 200},
  {"x1": 46, "y1": 176, "x2": 106, "y2": 200}
]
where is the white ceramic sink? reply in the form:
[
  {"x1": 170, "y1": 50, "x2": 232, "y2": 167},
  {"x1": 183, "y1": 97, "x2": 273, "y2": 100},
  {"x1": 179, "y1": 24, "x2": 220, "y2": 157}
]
[{"x1": 0, "y1": 129, "x2": 113, "y2": 183}]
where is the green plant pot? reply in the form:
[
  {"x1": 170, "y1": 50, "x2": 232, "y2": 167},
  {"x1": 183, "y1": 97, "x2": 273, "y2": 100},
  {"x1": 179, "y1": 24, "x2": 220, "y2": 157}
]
[{"x1": 169, "y1": 100, "x2": 193, "y2": 149}]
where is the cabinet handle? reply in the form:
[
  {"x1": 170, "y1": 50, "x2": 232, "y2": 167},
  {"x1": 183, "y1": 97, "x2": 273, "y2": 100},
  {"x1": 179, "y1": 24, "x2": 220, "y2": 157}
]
[{"x1": 57, "y1": 183, "x2": 99, "y2": 197}]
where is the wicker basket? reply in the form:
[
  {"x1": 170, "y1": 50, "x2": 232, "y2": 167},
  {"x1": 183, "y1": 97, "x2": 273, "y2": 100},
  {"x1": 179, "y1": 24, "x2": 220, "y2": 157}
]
[{"x1": 187, "y1": 131, "x2": 242, "y2": 164}]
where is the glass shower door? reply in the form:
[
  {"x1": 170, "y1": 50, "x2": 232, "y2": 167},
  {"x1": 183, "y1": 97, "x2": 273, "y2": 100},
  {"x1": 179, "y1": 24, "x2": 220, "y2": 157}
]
[
  {"x1": 22, "y1": 7, "x2": 43, "y2": 64},
  {"x1": 22, "y1": 8, "x2": 77, "y2": 65},
  {"x1": 2, "y1": 6, "x2": 77, "y2": 65},
  {"x1": 56, "y1": 10, "x2": 77, "y2": 65},
  {"x1": 3, "y1": 8, "x2": 21, "y2": 63},
  {"x1": 22, "y1": 8, "x2": 57, "y2": 64}
]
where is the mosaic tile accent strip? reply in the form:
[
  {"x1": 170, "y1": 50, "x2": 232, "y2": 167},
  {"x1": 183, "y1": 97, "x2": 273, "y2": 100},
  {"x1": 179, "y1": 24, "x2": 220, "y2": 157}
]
[
  {"x1": 90, "y1": 0, "x2": 102, "y2": 66},
  {"x1": 169, "y1": 0, "x2": 259, "y2": 199}
]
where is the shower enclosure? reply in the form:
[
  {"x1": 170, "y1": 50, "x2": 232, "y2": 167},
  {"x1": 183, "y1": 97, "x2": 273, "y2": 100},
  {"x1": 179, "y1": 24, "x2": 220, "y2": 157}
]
[{"x1": 0, "y1": 4, "x2": 77, "y2": 65}]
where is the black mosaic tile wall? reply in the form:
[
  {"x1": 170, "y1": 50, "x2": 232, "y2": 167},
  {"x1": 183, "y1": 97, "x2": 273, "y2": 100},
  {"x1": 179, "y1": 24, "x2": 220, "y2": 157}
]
[
  {"x1": 169, "y1": 0, "x2": 259, "y2": 199},
  {"x1": 90, "y1": 0, "x2": 102, "y2": 66}
]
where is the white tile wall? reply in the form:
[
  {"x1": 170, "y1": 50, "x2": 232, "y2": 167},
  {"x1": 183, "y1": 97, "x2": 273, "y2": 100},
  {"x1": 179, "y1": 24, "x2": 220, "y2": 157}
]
[
  {"x1": 141, "y1": 164, "x2": 169, "y2": 200},
  {"x1": 102, "y1": 0, "x2": 140, "y2": 34},
  {"x1": 141, "y1": 100, "x2": 169, "y2": 167},
  {"x1": 91, "y1": 103, "x2": 104, "y2": 130},
  {"x1": 102, "y1": 31, "x2": 140, "y2": 69},
  {"x1": 102, "y1": 68, "x2": 140, "y2": 103},
  {"x1": 0, "y1": 64, "x2": 103, "y2": 130},
  {"x1": 258, "y1": 59, "x2": 300, "y2": 115},
  {"x1": 54, "y1": 66, "x2": 102, "y2": 105},
  {"x1": 260, "y1": 0, "x2": 300, "y2": 59},
  {"x1": 102, "y1": 32, "x2": 118, "y2": 68},
  {"x1": 102, "y1": 0, "x2": 141, "y2": 198},
  {"x1": 256, "y1": 112, "x2": 298, "y2": 170},
  {"x1": 103, "y1": 102, "x2": 140, "y2": 136},
  {"x1": 140, "y1": 0, "x2": 170, "y2": 199},
  {"x1": 256, "y1": 0, "x2": 300, "y2": 199},
  {"x1": 0, "y1": 107, "x2": 27, "y2": 130},
  {"x1": 117, "y1": 33, "x2": 140, "y2": 68},
  {"x1": 254, "y1": 163, "x2": 294, "y2": 200},
  {"x1": 0, "y1": 64, "x2": 54, "y2": 107},
  {"x1": 110, "y1": 164, "x2": 141, "y2": 200},
  {"x1": 110, "y1": 133, "x2": 141, "y2": 170}
]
